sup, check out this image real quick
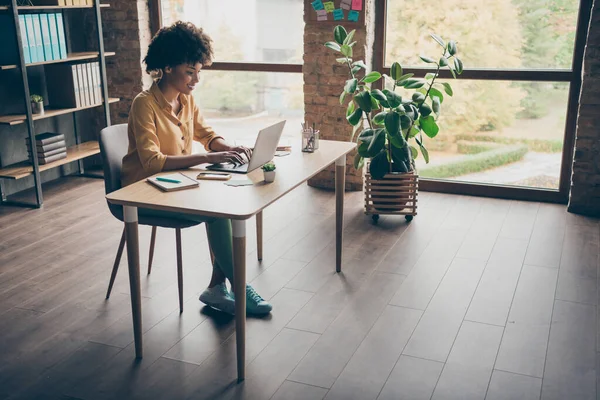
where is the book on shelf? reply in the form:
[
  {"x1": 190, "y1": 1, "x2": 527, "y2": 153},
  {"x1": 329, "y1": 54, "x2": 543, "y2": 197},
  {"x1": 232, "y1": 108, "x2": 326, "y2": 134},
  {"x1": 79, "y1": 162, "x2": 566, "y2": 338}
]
[
  {"x1": 24, "y1": 15, "x2": 39, "y2": 63},
  {"x1": 30, "y1": 140, "x2": 67, "y2": 152},
  {"x1": 47, "y1": 14, "x2": 60, "y2": 61},
  {"x1": 0, "y1": 15, "x2": 20, "y2": 65},
  {"x1": 39, "y1": 14, "x2": 54, "y2": 61},
  {"x1": 36, "y1": 151, "x2": 67, "y2": 165},
  {"x1": 31, "y1": 13, "x2": 44, "y2": 63},
  {"x1": 28, "y1": 146, "x2": 67, "y2": 159},
  {"x1": 18, "y1": 16, "x2": 31, "y2": 64},
  {"x1": 25, "y1": 132, "x2": 65, "y2": 146}
]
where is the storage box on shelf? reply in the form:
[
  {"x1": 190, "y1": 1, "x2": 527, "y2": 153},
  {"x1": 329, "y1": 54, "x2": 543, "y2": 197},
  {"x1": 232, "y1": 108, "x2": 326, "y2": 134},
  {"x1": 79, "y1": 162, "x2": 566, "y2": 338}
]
[{"x1": 0, "y1": 0, "x2": 115, "y2": 207}]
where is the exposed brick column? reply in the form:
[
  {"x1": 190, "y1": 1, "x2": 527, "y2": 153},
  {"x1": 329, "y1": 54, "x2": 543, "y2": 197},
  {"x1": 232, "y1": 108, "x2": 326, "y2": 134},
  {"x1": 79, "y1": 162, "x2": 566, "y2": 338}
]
[
  {"x1": 303, "y1": 0, "x2": 375, "y2": 191},
  {"x1": 99, "y1": 0, "x2": 152, "y2": 124},
  {"x1": 568, "y1": 0, "x2": 600, "y2": 216}
]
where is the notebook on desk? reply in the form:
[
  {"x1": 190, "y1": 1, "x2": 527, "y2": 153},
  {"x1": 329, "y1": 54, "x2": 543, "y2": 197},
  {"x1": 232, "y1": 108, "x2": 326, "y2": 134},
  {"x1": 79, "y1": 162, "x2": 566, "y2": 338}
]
[{"x1": 146, "y1": 172, "x2": 199, "y2": 192}]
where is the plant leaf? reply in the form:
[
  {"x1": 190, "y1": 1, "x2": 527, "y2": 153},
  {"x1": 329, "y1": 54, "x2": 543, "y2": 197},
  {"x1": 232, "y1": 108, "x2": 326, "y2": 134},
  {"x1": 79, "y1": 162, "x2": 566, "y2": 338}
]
[
  {"x1": 352, "y1": 60, "x2": 367, "y2": 69},
  {"x1": 325, "y1": 41, "x2": 341, "y2": 52},
  {"x1": 390, "y1": 62, "x2": 403, "y2": 81},
  {"x1": 334, "y1": 25, "x2": 347, "y2": 45},
  {"x1": 441, "y1": 82, "x2": 453, "y2": 96},
  {"x1": 384, "y1": 111, "x2": 400, "y2": 137},
  {"x1": 400, "y1": 114, "x2": 411, "y2": 129},
  {"x1": 362, "y1": 71, "x2": 382, "y2": 83},
  {"x1": 419, "y1": 55, "x2": 436, "y2": 64},
  {"x1": 336, "y1": 57, "x2": 347, "y2": 64},
  {"x1": 357, "y1": 139, "x2": 370, "y2": 157},
  {"x1": 350, "y1": 122, "x2": 362, "y2": 142},
  {"x1": 409, "y1": 145, "x2": 419, "y2": 159},
  {"x1": 430, "y1": 33, "x2": 445, "y2": 48},
  {"x1": 343, "y1": 29, "x2": 355, "y2": 46},
  {"x1": 346, "y1": 100, "x2": 355, "y2": 117},
  {"x1": 339, "y1": 91, "x2": 347, "y2": 105},
  {"x1": 354, "y1": 91, "x2": 372, "y2": 113},
  {"x1": 425, "y1": 73, "x2": 436, "y2": 80},
  {"x1": 420, "y1": 143, "x2": 430, "y2": 163},
  {"x1": 341, "y1": 44, "x2": 353, "y2": 58},
  {"x1": 367, "y1": 128, "x2": 386, "y2": 157},
  {"x1": 447, "y1": 64, "x2": 457, "y2": 79},
  {"x1": 371, "y1": 89, "x2": 389, "y2": 107},
  {"x1": 395, "y1": 73, "x2": 414, "y2": 85},
  {"x1": 351, "y1": 65, "x2": 361, "y2": 75},
  {"x1": 344, "y1": 78, "x2": 358, "y2": 94},
  {"x1": 372, "y1": 111, "x2": 387, "y2": 125},
  {"x1": 403, "y1": 78, "x2": 425, "y2": 89},
  {"x1": 447, "y1": 40, "x2": 457, "y2": 56},
  {"x1": 382, "y1": 89, "x2": 402, "y2": 108},
  {"x1": 454, "y1": 57, "x2": 464, "y2": 74},
  {"x1": 439, "y1": 56, "x2": 448, "y2": 67},
  {"x1": 412, "y1": 92, "x2": 426, "y2": 103},
  {"x1": 388, "y1": 131, "x2": 406, "y2": 149},
  {"x1": 419, "y1": 103, "x2": 432, "y2": 117},
  {"x1": 347, "y1": 108, "x2": 363, "y2": 125},
  {"x1": 428, "y1": 87, "x2": 444, "y2": 103},
  {"x1": 370, "y1": 151, "x2": 390, "y2": 180},
  {"x1": 353, "y1": 153, "x2": 364, "y2": 170},
  {"x1": 432, "y1": 96, "x2": 441, "y2": 115},
  {"x1": 419, "y1": 115, "x2": 439, "y2": 138},
  {"x1": 371, "y1": 95, "x2": 380, "y2": 111}
]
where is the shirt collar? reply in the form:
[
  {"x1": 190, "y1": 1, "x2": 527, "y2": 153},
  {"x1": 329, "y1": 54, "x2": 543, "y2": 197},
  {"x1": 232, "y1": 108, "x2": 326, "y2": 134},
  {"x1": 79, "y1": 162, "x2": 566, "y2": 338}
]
[{"x1": 150, "y1": 82, "x2": 189, "y2": 112}]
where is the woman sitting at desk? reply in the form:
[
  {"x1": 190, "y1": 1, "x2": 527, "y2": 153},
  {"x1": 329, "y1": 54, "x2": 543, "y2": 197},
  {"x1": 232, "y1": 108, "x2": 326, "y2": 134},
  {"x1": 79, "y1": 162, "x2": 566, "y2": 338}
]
[{"x1": 121, "y1": 21, "x2": 272, "y2": 316}]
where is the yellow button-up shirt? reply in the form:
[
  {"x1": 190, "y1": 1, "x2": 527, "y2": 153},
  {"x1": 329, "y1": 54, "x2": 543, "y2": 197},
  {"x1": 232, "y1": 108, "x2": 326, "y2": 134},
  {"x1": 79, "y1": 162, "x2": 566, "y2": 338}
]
[{"x1": 121, "y1": 82, "x2": 222, "y2": 187}]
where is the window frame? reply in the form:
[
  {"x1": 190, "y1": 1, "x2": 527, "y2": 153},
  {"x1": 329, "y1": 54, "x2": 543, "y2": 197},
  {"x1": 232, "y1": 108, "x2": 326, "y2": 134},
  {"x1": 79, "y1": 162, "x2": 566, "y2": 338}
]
[
  {"x1": 374, "y1": 0, "x2": 594, "y2": 203},
  {"x1": 150, "y1": 0, "x2": 593, "y2": 203},
  {"x1": 148, "y1": 0, "x2": 303, "y2": 74}
]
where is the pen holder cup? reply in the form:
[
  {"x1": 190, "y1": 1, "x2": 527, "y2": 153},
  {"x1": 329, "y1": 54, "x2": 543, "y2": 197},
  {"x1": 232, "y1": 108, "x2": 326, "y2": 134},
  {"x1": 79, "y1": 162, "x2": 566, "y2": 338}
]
[{"x1": 302, "y1": 129, "x2": 319, "y2": 153}]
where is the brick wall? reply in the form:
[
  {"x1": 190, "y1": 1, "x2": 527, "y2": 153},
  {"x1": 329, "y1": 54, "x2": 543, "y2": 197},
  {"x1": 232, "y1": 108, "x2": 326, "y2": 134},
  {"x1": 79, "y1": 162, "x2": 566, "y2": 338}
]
[
  {"x1": 568, "y1": 0, "x2": 600, "y2": 216},
  {"x1": 97, "y1": 0, "x2": 152, "y2": 125},
  {"x1": 303, "y1": 0, "x2": 375, "y2": 191}
]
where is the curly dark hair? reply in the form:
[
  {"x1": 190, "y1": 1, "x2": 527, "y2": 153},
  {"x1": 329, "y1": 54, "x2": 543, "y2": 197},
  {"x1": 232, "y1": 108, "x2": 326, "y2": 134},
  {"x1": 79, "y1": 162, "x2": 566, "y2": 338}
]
[{"x1": 143, "y1": 21, "x2": 214, "y2": 74}]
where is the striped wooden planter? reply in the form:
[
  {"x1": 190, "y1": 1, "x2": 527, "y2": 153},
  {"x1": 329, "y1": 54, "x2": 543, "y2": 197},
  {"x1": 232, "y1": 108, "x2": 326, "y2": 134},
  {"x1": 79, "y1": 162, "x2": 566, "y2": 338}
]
[{"x1": 364, "y1": 165, "x2": 418, "y2": 223}]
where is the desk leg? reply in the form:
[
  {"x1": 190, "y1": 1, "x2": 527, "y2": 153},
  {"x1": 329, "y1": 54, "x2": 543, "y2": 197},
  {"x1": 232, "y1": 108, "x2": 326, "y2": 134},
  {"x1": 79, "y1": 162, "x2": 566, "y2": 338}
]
[
  {"x1": 232, "y1": 219, "x2": 247, "y2": 381},
  {"x1": 124, "y1": 206, "x2": 143, "y2": 358},
  {"x1": 335, "y1": 155, "x2": 346, "y2": 273},
  {"x1": 256, "y1": 211, "x2": 263, "y2": 261}
]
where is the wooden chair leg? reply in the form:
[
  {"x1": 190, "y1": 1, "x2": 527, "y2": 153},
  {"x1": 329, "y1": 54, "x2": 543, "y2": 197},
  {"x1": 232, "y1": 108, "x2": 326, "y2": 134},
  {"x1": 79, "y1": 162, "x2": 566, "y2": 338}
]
[
  {"x1": 106, "y1": 227, "x2": 126, "y2": 299},
  {"x1": 147, "y1": 226, "x2": 157, "y2": 275},
  {"x1": 175, "y1": 228, "x2": 183, "y2": 313},
  {"x1": 256, "y1": 211, "x2": 263, "y2": 261}
]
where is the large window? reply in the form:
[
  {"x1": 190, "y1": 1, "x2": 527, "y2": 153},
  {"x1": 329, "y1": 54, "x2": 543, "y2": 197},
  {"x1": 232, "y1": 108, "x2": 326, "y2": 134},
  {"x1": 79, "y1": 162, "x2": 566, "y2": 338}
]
[
  {"x1": 153, "y1": 0, "x2": 304, "y2": 143},
  {"x1": 381, "y1": 0, "x2": 588, "y2": 198}
]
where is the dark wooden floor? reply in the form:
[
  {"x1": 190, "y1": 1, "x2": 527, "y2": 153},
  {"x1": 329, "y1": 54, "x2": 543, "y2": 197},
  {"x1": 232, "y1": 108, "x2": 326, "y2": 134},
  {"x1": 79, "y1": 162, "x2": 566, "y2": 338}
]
[{"x1": 0, "y1": 176, "x2": 598, "y2": 400}]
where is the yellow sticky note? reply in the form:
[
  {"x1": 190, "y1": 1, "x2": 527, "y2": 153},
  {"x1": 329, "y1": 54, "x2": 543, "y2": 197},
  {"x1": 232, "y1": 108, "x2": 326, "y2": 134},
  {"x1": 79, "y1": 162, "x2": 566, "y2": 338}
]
[{"x1": 323, "y1": 1, "x2": 335, "y2": 12}]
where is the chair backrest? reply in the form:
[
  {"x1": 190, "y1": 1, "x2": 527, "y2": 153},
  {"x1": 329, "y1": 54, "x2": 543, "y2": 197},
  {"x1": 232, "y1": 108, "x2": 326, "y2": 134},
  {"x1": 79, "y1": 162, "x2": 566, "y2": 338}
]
[{"x1": 99, "y1": 123, "x2": 129, "y2": 220}]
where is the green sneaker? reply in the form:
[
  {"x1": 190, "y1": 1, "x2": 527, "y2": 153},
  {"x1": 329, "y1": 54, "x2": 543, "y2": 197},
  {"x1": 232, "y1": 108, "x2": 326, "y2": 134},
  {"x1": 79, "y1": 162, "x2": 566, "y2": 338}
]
[
  {"x1": 231, "y1": 285, "x2": 273, "y2": 316},
  {"x1": 199, "y1": 283, "x2": 235, "y2": 315}
]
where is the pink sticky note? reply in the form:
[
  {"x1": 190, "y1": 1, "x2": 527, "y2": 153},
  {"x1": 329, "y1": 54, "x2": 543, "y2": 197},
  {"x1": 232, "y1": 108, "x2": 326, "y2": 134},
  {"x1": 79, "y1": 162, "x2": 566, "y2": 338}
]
[
  {"x1": 351, "y1": 0, "x2": 362, "y2": 10},
  {"x1": 316, "y1": 9, "x2": 328, "y2": 21}
]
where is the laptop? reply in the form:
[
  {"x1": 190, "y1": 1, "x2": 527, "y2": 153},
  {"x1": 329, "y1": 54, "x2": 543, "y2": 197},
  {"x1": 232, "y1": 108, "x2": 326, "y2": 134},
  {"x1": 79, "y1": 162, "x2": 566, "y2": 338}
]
[{"x1": 206, "y1": 120, "x2": 286, "y2": 174}]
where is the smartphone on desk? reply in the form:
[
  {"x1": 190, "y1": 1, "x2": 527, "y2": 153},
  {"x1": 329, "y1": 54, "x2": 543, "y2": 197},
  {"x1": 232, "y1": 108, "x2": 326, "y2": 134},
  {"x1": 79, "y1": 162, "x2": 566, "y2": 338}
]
[{"x1": 197, "y1": 172, "x2": 232, "y2": 181}]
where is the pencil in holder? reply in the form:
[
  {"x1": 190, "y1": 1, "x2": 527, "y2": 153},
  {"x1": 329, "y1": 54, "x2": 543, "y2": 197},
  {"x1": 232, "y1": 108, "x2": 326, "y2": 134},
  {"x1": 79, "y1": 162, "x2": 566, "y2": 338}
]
[{"x1": 301, "y1": 126, "x2": 319, "y2": 153}]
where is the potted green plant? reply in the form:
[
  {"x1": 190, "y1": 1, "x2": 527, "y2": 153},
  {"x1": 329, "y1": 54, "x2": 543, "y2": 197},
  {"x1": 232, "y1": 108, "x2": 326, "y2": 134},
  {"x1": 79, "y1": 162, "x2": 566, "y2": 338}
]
[
  {"x1": 325, "y1": 26, "x2": 463, "y2": 221},
  {"x1": 262, "y1": 162, "x2": 276, "y2": 183},
  {"x1": 30, "y1": 94, "x2": 44, "y2": 115}
]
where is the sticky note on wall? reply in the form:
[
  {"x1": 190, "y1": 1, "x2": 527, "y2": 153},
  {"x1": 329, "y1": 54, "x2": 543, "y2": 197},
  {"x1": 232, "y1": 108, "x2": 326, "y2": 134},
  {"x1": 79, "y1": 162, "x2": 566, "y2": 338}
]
[
  {"x1": 348, "y1": 10, "x2": 359, "y2": 22},
  {"x1": 323, "y1": 1, "x2": 335, "y2": 12},
  {"x1": 316, "y1": 9, "x2": 327, "y2": 21},
  {"x1": 333, "y1": 8, "x2": 344, "y2": 20},
  {"x1": 352, "y1": 0, "x2": 362, "y2": 11},
  {"x1": 340, "y1": 0, "x2": 351, "y2": 10},
  {"x1": 311, "y1": 0, "x2": 324, "y2": 11}
]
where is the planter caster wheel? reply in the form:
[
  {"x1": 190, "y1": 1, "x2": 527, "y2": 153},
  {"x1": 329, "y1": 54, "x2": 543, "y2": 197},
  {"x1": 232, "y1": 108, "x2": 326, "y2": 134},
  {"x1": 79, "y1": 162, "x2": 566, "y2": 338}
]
[
  {"x1": 372, "y1": 214, "x2": 380, "y2": 223},
  {"x1": 405, "y1": 215, "x2": 413, "y2": 222}
]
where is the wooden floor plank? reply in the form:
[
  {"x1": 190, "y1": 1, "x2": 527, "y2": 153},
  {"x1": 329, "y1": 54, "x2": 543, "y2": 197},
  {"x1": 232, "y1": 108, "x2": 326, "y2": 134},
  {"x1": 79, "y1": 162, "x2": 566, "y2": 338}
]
[{"x1": 0, "y1": 177, "x2": 597, "y2": 400}]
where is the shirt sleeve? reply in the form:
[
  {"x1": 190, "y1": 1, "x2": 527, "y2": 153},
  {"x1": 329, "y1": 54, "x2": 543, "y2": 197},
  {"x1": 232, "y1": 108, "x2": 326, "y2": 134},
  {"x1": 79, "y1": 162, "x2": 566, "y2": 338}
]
[
  {"x1": 129, "y1": 97, "x2": 167, "y2": 175},
  {"x1": 192, "y1": 98, "x2": 223, "y2": 151}
]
